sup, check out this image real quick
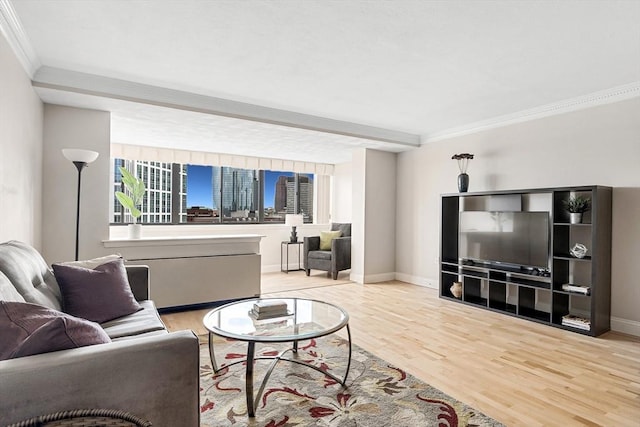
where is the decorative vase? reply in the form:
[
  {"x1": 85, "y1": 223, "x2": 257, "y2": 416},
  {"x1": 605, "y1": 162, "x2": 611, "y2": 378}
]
[
  {"x1": 458, "y1": 173, "x2": 469, "y2": 193},
  {"x1": 128, "y1": 223, "x2": 142, "y2": 239},
  {"x1": 450, "y1": 281, "x2": 462, "y2": 299},
  {"x1": 570, "y1": 243, "x2": 588, "y2": 258},
  {"x1": 569, "y1": 213, "x2": 582, "y2": 224}
]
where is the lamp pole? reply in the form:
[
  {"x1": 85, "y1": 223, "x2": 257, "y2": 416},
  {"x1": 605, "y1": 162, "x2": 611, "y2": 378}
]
[{"x1": 71, "y1": 161, "x2": 87, "y2": 261}]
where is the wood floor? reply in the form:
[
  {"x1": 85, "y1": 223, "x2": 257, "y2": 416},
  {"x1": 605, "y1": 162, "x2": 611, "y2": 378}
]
[{"x1": 161, "y1": 273, "x2": 640, "y2": 427}]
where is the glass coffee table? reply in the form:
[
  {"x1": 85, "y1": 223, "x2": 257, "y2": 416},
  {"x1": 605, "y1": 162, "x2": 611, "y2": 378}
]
[{"x1": 203, "y1": 297, "x2": 352, "y2": 417}]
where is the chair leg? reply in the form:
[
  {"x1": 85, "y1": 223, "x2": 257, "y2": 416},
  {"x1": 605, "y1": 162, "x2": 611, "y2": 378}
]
[
  {"x1": 332, "y1": 271, "x2": 338, "y2": 280},
  {"x1": 305, "y1": 269, "x2": 310, "y2": 276}
]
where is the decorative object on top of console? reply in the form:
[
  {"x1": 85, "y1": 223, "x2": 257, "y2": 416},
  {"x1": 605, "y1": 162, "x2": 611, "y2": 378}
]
[
  {"x1": 452, "y1": 153, "x2": 474, "y2": 193},
  {"x1": 563, "y1": 195, "x2": 591, "y2": 224},
  {"x1": 569, "y1": 243, "x2": 588, "y2": 259}
]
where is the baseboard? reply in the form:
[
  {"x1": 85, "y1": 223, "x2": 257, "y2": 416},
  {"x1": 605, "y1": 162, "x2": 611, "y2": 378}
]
[
  {"x1": 394, "y1": 272, "x2": 439, "y2": 290},
  {"x1": 611, "y1": 317, "x2": 640, "y2": 337},
  {"x1": 263, "y1": 264, "x2": 284, "y2": 273},
  {"x1": 361, "y1": 272, "x2": 396, "y2": 283}
]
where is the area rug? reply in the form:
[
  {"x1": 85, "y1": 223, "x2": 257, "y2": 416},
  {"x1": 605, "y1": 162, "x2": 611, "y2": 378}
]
[{"x1": 199, "y1": 334, "x2": 503, "y2": 427}]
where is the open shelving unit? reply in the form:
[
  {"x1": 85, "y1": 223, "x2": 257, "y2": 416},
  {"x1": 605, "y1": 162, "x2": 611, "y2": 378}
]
[{"x1": 440, "y1": 185, "x2": 612, "y2": 337}]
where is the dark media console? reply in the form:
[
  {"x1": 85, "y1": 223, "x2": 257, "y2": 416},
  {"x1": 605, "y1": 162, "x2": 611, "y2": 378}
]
[
  {"x1": 461, "y1": 259, "x2": 550, "y2": 277},
  {"x1": 440, "y1": 185, "x2": 612, "y2": 337}
]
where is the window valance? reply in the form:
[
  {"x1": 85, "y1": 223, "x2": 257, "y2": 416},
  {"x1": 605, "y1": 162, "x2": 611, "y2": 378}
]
[{"x1": 110, "y1": 143, "x2": 335, "y2": 175}]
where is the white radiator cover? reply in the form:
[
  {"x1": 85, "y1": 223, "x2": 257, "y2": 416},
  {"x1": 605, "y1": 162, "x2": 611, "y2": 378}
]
[
  {"x1": 129, "y1": 254, "x2": 261, "y2": 309},
  {"x1": 104, "y1": 234, "x2": 264, "y2": 309}
]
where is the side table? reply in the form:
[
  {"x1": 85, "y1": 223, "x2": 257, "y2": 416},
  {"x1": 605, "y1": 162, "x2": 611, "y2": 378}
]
[{"x1": 281, "y1": 241, "x2": 303, "y2": 273}]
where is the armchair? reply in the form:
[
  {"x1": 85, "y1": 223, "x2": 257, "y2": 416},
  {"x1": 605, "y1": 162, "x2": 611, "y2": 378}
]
[{"x1": 304, "y1": 223, "x2": 351, "y2": 280}]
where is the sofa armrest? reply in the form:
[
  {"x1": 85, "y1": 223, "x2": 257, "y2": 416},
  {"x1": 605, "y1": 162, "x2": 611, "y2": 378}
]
[
  {"x1": 303, "y1": 236, "x2": 321, "y2": 270},
  {"x1": 0, "y1": 330, "x2": 200, "y2": 427},
  {"x1": 125, "y1": 265, "x2": 149, "y2": 301},
  {"x1": 332, "y1": 236, "x2": 352, "y2": 271}
]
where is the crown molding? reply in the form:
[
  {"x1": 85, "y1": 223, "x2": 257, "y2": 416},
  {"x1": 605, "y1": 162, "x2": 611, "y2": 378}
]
[
  {"x1": 0, "y1": 0, "x2": 40, "y2": 77},
  {"x1": 423, "y1": 82, "x2": 640, "y2": 143}
]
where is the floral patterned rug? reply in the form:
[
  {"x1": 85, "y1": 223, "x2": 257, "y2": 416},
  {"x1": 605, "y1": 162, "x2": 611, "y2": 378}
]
[{"x1": 199, "y1": 334, "x2": 503, "y2": 427}]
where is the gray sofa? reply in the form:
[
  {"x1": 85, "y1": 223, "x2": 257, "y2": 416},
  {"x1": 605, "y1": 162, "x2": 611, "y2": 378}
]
[{"x1": 0, "y1": 241, "x2": 200, "y2": 427}]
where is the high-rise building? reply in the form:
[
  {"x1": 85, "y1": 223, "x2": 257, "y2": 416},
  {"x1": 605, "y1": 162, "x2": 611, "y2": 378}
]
[
  {"x1": 276, "y1": 175, "x2": 314, "y2": 220},
  {"x1": 274, "y1": 175, "x2": 289, "y2": 213},
  {"x1": 112, "y1": 159, "x2": 186, "y2": 223},
  {"x1": 212, "y1": 167, "x2": 259, "y2": 218},
  {"x1": 298, "y1": 175, "x2": 314, "y2": 218}
]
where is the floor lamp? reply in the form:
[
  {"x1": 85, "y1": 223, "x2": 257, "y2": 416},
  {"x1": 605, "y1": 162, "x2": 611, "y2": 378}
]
[{"x1": 62, "y1": 148, "x2": 99, "y2": 261}]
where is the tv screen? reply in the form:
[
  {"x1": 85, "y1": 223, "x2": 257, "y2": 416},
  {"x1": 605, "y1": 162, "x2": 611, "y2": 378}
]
[{"x1": 459, "y1": 211, "x2": 549, "y2": 269}]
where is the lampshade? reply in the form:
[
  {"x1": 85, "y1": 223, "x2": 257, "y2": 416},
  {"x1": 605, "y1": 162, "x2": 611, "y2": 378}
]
[
  {"x1": 285, "y1": 214, "x2": 304, "y2": 227},
  {"x1": 62, "y1": 148, "x2": 99, "y2": 164}
]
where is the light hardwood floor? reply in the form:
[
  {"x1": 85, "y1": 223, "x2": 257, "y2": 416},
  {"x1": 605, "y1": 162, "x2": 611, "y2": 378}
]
[{"x1": 161, "y1": 273, "x2": 640, "y2": 427}]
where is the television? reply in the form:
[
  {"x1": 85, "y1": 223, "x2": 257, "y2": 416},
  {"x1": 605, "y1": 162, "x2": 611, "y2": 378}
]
[{"x1": 458, "y1": 211, "x2": 549, "y2": 270}]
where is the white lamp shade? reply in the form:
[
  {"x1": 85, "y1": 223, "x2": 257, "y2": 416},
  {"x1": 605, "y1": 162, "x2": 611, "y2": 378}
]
[
  {"x1": 285, "y1": 214, "x2": 304, "y2": 227},
  {"x1": 62, "y1": 148, "x2": 99, "y2": 163}
]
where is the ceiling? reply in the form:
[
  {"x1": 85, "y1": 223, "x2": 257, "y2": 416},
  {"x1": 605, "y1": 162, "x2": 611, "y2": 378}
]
[{"x1": 5, "y1": 0, "x2": 640, "y2": 164}]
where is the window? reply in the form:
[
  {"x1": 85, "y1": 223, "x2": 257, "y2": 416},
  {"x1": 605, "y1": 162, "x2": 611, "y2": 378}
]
[{"x1": 111, "y1": 159, "x2": 316, "y2": 225}]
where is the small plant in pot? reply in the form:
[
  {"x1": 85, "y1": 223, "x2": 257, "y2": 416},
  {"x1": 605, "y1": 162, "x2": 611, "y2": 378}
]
[
  {"x1": 563, "y1": 195, "x2": 590, "y2": 224},
  {"x1": 115, "y1": 166, "x2": 146, "y2": 238}
]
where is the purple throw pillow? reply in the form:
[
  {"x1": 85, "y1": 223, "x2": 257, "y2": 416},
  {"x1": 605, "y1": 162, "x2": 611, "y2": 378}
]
[
  {"x1": 52, "y1": 258, "x2": 142, "y2": 323},
  {"x1": 0, "y1": 301, "x2": 111, "y2": 361}
]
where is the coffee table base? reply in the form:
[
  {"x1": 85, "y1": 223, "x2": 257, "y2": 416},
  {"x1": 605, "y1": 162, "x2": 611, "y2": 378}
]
[{"x1": 208, "y1": 324, "x2": 352, "y2": 417}]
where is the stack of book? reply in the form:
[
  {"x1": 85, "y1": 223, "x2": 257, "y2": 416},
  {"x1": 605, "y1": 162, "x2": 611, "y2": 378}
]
[
  {"x1": 249, "y1": 300, "x2": 290, "y2": 320},
  {"x1": 561, "y1": 284, "x2": 591, "y2": 295},
  {"x1": 562, "y1": 314, "x2": 590, "y2": 330}
]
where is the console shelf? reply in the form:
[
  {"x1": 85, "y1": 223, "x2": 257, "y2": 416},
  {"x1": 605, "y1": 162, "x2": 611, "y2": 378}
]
[{"x1": 440, "y1": 185, "x2": 612, "y2": 337}]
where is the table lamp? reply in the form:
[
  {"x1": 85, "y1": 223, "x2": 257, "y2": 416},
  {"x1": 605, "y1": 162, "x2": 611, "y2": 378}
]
[{"x1": 285, "y1": 214, "x2": 304, "y2": 243}]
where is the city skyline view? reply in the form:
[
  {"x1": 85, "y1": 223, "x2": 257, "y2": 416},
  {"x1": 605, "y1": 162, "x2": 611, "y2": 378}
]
[
  {"x1": 113, "y1": 159, "x2": 312, "y2": 224},
  {"x1": 186, "y1": 165, "x2": 294, "y2": 210}
]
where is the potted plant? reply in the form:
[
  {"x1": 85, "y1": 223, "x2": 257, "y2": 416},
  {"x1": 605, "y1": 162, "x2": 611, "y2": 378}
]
[
  {"x1": 115, "y1": 166, "x2": 146, "y2": 238},
  {"x1": 563, "y1": 195, "x2": 590, "y2": 224}
]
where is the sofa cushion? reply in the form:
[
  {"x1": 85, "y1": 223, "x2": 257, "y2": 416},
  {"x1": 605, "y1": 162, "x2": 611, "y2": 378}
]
[
  {"x1": 0, "y1": 301, "x2": 111, "y2": 361},
  {"x1": 101, "y1": 300, "x2": 167, "y2": 339},
  {"x1": 56, "y1": 254, "x2": 122, "y2": 270},
  {"x1": 320, "y1": 230, "x2": 342, "y2": 250},
  {"x1": 52, "y1": 259, "x2": 142, "y2": 323},
  {"x1": 0, "y1": 241, "x2": 61, "y2": 310},
  {"x1": 0, "y1": 271, "x2": 26, "y2": 302},
  {"x1": 308, "y1": 250, "x2": 332, "y2": 261}
]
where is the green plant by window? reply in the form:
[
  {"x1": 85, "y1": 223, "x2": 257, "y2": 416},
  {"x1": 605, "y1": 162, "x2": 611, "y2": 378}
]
[
  {"x1": 115, "y1": 167, "x2": 146, "y2": 222},
  {"x1": 563, "y1": 196, "x2": 591, "y2": 213}
]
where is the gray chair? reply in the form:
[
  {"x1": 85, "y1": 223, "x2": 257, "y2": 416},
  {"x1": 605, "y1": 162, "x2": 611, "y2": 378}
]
[{"x1": 304, "y1": 223, "x2": 351, "y2": 280}]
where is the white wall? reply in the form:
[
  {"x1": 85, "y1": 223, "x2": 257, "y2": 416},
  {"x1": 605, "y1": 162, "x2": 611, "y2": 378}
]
[
  {"x1": 351, "y1": 149, "x2": 366, "y2": 282},
  {"x1": 331, "y1": 161, "x2": 353, "y2": 223},
  {"x1": 363, "y1": 149, "x2": 396, "y2": 280},
  {"x1": 0, "y1": 34, "x2": 43, "y2": 247},
  {"x1": 351, "y1": 148, "x2": 397, "y2": 283},
  {"x1": 42, "y1": 105, "x2": 111, "y2": 263},
  {"x1": 396, "y1": 97, "x2": 640, "y2": 335}
]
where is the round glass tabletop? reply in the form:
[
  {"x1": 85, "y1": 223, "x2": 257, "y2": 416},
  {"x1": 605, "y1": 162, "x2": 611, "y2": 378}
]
[{"x1": 203, "y1": 297, "x2": 349, "y2": 343}]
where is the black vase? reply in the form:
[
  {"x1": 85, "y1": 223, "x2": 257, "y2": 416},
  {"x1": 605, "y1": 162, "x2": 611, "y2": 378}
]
[{"x1": 458, "y1": 173, "x2": 469, "y2": 193}]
